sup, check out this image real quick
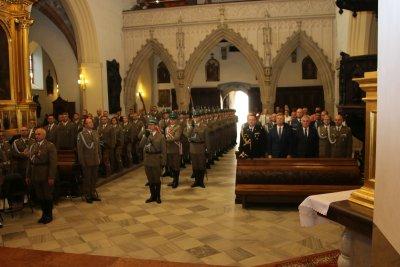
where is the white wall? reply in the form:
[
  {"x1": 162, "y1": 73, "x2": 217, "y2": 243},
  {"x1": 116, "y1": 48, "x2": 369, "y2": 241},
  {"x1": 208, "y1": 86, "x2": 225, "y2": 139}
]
[
  {"x1": 86, "y1": 0, "x2": 125, "y2": 114},
  {"x1": 277, "y1": 47, "x2": 322, "y2": 88},
  {"x1": 375, "y1": 1, "x2": 400, "y2": 254},
  {"x1": 191, "y1": 44, "x2": 257, "y2": 88},
  {"x1": 29, "y1": 8, "x2": 79, "y2": 116}
]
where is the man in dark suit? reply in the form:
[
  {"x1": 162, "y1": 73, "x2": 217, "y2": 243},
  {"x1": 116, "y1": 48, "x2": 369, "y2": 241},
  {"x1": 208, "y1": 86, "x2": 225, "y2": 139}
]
[
  {"x1": 295, "y1": 115, "x2": 319, "y2": 157},
  {"x1": 45, "y1": 114, "x2": 58, "y2": 144},
  {"x1": 267, "y1": 114, "x2": 293, "y2": 158},
  {"x1": 238, "y1": 113, "x2": 266, "y2": 158},
  {"x1": 289, "y1": 108, "x2": 303, "y2": 131}
]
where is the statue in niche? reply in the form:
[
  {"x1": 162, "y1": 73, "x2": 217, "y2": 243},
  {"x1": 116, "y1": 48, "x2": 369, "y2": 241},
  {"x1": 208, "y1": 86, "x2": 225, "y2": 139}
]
[
  {"x1": 302, "y1": 55, "x2": 318, "y2": 79},
  {"x1": 3, "y1": 112, "x2": 10, "y2": 130},
  {"x1": 106, "y1": 59, "x2": 122, "y2": 114},
  {"x1": 206, "y1": 53, "x2": 220, "y2": 82},
  {"x1": 0, "y1": 27, "x2": 11, "y2": 100},
  {"x1": 157, "y1": 61, "x2": 170, "y2": 83},
  {"x1": 46, "y1": 70, "x2": 54, "y2": 95},
  {"x1": 33, "y1": 94, "x2": 41, "y2": 118}
]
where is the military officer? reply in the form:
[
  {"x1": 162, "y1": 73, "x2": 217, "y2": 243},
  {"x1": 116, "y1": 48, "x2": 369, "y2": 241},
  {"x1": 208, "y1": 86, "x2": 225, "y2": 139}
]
[
  {"x1": 27, "y1": 119, "x2": 37, "y2": 140},
  {"x1": 12, "y1": 127, "x2": 35, "y2": 176},
  {"x1": 159, "y1": 110, "x2": 169, "y2": 135},
  {"x1": 317, "y1": 115, "x2": 332, "y2": 158},
  {"x1": 73, "y1": 113, "x2": 83, "y2": 133},
  {"x1": 26, "y1": 128, "x2": 57, "y2": 224},
  {"x1": 56, "y1": 113, "x2": 77, "y2": 150},
  {"x1": 179, "y1": 112, "x2": 190, "y2": 168},
  {"x1": 165, "y1": 112, "x2": 182, "y2": 188},
  {"x1": 184, "y1": 111, "x2": 207, "y2": 188},
  {"x1": 329, "y1": 114, "x2": 353, "y2": 158},
  {"x1": 121, "y1": 116, "x2": 133, "y2": 167},
  {"x1": 98, "y1": 115, "x2": 116, "y2": 176},
  {"x1": 111, "y1": 116, "x2": 124, "y2": 172},
  {"x1": 130, "y1": 113, "x2": 144, "y2": 164},
  {"x1": 45, "y1": 114, "x2": 58, "y2": 144},
  {"x1": 77, "y1": 118, "x2": 101, "y2": 203},
  {"x1": 139, "y1": 117, "x2": 166, "y2": 204},
  {"x1": 238, "y1": 113, "x2": 267, "y2": 158}
]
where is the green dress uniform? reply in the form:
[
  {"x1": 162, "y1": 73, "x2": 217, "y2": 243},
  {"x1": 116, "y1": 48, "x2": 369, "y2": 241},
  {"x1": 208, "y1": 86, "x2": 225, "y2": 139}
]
[
  {"x1": 139, "y1": 120, "x2": 166, "y2": 204},
  {"x1": 317, "y1": 125, "x2": 331, "y2": 158},
  {"x1": 184, "y1": 118, "x2": 207, "y2": 188},
  {"x1": 45, "y1": 123, "x2": 58, "y2": 144},
  {"x1": 26, "y1": 140, "x2": 57, "y2": 224},
  {"x1": 77, "y1": 128, "x2": 101, "y2": 202},
  {"x1": 112, "y1": 124, "x2": 124, "y2": 172},
  {"x1": 121, "y1": 122, "x2": 133, "y2": 166},
  {"x1": 56, "y1": 121, "x2": 77, "y2": 149},
  {"x1": 97, "y1": 123, "x2": 116, "y2": 176},
  {"x1": 329, "y1": 125, "x2": 353, "y2": 158},
  {"x1": 12, "y1": 137, "x2": 35, "y2": 176},
  {"x1": 165, "y1": 114, "x2": 183, "y2": 188},
  {"x1": 131, "y1": 119, "x2": 144, "y2": 163}
]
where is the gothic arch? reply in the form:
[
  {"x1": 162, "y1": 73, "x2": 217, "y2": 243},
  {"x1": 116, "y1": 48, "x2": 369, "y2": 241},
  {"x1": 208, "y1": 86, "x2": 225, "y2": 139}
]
[
  {"x1": 183, "y1": 27, "x2": 267, "y2": 109},
  {"x1": 271, "y1": 31, "x2": 334, "y2": 113},
  {"x1": 60, "y1": 0, "x2": 100, "y2": 63},
  {"x1": 124, "y1": 39, "x2": 179, "y2": 110}
]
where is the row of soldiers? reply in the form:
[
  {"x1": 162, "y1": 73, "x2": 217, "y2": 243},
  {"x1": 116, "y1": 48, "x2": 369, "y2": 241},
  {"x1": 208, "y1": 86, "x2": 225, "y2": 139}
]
[
  {"x1": 139, "y1": 108, "x2": 237, "y2": 204},
  {"x1": 239, "y1": 110, "x2": 352, "y2": 159}
]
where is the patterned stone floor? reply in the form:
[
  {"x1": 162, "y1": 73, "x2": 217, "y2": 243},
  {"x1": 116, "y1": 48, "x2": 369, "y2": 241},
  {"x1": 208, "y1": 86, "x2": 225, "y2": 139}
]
[{"x1": 0, "y1": 150, "x2": 343, "y2": 266}]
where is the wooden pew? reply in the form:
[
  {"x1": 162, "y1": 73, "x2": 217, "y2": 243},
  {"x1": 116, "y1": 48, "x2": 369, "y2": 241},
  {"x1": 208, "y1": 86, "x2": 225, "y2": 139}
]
[
  {"x1": 235, "y1": 157, "x2": 362, "y2": 208},
  {"x1": 56, "y1": 150, "x2": 81, "y2": 199}
]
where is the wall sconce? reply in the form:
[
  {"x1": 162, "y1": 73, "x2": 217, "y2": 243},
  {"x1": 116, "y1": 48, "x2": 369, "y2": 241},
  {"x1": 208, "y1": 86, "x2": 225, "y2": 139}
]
[{"x1": 78, "y1": 74, "x2": 88, "y2": 90}]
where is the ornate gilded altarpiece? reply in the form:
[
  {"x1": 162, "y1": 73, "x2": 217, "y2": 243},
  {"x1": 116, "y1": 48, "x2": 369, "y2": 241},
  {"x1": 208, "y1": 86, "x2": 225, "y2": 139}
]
[{"x1": 0, "y1": 0, "x2": 37, "y2": 134}]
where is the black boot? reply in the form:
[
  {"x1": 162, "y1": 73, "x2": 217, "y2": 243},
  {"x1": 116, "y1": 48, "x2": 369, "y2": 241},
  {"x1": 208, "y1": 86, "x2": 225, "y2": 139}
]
[
  {"x1": 199, "y1": 171, "x2": 206, "y2": 188},
  {"x1": 172, "y1": 171, "x2": 180, "y2": 189},
  {"x1": 155, "y1": 183, "x2": 162, "y2": 204},
  {"x1": 167, "y1": 170, "x2": 175, "y2": 186},
  {"x1": 145, "y1": 184, "x2": 155, "y2": 203},
  {"x1": 37, "y1": 201, "x2": 45, "y2": 223},
  {"x1": 41, "y1": 200, "x2": 53, "y2": 224},
  {"x1": 191, "y1": 171, "x2": 200, "y2": 188}
]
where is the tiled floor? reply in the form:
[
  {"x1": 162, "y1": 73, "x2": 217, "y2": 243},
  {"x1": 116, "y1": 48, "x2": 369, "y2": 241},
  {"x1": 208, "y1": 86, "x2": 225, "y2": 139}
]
[{"x1": 0, "y1": 151, "x2": 343, "y2": 266}]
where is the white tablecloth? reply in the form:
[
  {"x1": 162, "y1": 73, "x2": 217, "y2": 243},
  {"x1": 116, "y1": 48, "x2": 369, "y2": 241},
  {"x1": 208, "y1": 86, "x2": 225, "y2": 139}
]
[{"x1": 298, "y1": 190, "x2": 355, "y2": 227}]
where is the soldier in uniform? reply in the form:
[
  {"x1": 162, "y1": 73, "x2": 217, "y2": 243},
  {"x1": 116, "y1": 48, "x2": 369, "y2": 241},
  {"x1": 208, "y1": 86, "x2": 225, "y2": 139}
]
[
  {"x1": 238, "y1": 113, "x2": 266, "y2": 158},
  {"x1": 56, "y1": 113, "x2": 77, "y2": 150},
  {"x1": 329, "y1": 114, "x2": 353, "y2": 158},
  {"x1": 98, "y1": 115, "x2": 116, "y2": 176},
  {"x1": 121, "y1": 116, "x2": 133, "y2": 167},
  {"x1": 94, "y1": 109, "x2": 103, "y2": 130},
  {"x1": 26, "y1": 128, "x2": 57, "y2": 224},
  {"x1": 12, "y1": 127, "x2": 35, "y2": 177},
  {"x1": 111, "y1": 116, "x2": 124, "y2": 172},
  {"x1": 45, "y1": 114, "x2": 58, "y2": 144},
  {"x1": 77, "y1": 118, "x2": 101, "y2": 203},
  {"x1": 159, "y1": 111, "x2": 169, "y2": 135},
  {"x1": 73, "y1": 113, "x2": 83, "y2": 133},
  {"x1": 317, "y1": 115, "x2": 332, "y2": 158},
  {"x1": 184, "y1": 110, "x2": 207, "y2": 188},
  {"x1": 179, "y1": 112, "x2": 190, "y2": 168},
  {"x1": 139, "y1": 117, "x2": 166, "y2": 203},
  {"x1": 165, "y1": 112, "x2": 182, "y2": 188},
  {"x1": 130, "y1": 113, "x2": 144, "y2": 164},
  {"x1": 27, "y1": 119, "x2": 37, "y2": 140}
]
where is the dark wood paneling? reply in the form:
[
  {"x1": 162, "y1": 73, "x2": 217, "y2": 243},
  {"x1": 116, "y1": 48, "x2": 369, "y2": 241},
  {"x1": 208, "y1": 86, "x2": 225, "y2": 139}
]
[
  {"x1": 275, "y1": 86, "x2": 324, "y2": 112},
  {"x1": 191, "y1": 87, "x2": 220, "y2": 108}
]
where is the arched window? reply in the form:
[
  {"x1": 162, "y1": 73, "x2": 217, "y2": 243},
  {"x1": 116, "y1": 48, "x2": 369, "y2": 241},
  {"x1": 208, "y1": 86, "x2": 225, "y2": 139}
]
[
  {"x1": 302, "y1": 55, "x2": 317, "y2": 79},
  {"x1": 157, "y1": 61, "x2": 170, "y2": 83},
  {"x1": 206, "y1": 53, "x2": 220, "y2": 82}
]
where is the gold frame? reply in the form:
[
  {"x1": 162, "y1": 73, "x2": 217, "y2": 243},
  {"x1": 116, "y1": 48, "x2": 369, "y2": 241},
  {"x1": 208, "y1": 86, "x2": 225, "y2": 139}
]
[{"x1": 349, "y1": 71, "x2": 377, "y2": 209}]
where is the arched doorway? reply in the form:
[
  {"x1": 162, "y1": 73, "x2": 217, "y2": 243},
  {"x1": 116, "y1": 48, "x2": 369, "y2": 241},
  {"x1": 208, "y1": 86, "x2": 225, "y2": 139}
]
[
  {"x1": 271, "y1": 31, "x2": 334, "y2": 114},
  {"x1": 124, "y1": 39, "x2": 179, "y2": 113},
  {"x1": 183, "y1": 27, "x2": 267, "y2": 110}
]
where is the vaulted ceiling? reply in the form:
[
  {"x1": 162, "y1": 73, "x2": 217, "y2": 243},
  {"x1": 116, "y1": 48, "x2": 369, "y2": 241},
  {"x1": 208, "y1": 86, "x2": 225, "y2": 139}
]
[{"x1": 33, "y1": 0, "x2": 77, "y2": 58}]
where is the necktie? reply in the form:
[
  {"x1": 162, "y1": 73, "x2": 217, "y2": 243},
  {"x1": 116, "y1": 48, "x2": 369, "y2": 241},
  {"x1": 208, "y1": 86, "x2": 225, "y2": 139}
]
[
  {"x1": 305, "y1": 128, "x2": 308, "y2": 137},
  {"x1": 278, "y1": 127, "x2": 282, "y2": 137}
]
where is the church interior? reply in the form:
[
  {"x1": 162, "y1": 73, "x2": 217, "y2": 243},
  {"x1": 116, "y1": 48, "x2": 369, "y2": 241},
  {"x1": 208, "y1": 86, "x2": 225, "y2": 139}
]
[{"x1": 0, "y1": 0, "x2": 399, "y2": 266}]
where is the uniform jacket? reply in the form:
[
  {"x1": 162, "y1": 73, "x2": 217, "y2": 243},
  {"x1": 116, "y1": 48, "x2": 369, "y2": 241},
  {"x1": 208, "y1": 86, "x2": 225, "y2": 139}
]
[
  {"x1": 45, "y1": 123, "x2": 58, "y2": 144},
  {"x1": 239, "y1": 123, "x2": 266, "y2": 158},
  {"x1": 317, "y1": 125, "x2": 331, "y2": 158},
  {"x1": 329, "y1": 125, "x2": 353, "y2": 158},
  {"x1": 77, "y1": 128, "x2": 100, "y2": 167},
  {"x1": 131, "y1": 120, "x2": 144, "y2": 143},
  {"x1": 98, "y1": 123, "x2": 116, "y2": 149},
  {"x1": 26, "y1": 140, "x2": 57, "y2": 181},
  {"x1": 56, "y1": 121, "x2": 77, "y2": 149},
  {"x1": 12, "y1": 137, "x2": 35, "y2": 173},
  {"x1": 139, "y1": 131, "x2": 166, "y2": 167},
  {"x1": 113, "y1": 125, "x2": 124, "y2": 147},
  {"x1": 165, "y1": 124, "x2": 182, "y2": 154},
  {"x1": 184, "y1": 123, "x2": 207, "y2": 155},
  {"x1": 121, "y1": 123, "x2": 132, "y2": 144}
]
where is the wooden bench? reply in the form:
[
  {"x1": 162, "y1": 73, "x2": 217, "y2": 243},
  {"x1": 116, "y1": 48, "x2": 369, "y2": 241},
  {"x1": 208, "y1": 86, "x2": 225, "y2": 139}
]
[
  {"x1": 235, "y1": 157, "x2": 362, "y2": 208},
  {"x1": 56, "y1": 150, "x2": 81, "y2": 199}
]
